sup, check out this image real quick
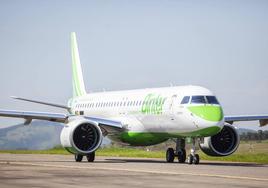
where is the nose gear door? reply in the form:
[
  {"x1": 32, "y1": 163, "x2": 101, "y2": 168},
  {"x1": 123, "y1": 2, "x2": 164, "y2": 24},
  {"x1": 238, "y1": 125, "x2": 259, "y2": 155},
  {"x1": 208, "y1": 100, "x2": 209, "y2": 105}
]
[{"x1": 169, "y1": 95, "x2": 177, "y2": 120}]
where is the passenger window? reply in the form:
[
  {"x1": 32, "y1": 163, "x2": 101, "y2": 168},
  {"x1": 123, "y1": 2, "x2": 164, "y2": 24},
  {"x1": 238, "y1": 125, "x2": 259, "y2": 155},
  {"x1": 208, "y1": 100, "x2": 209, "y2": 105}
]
[
  {"x1": 206, "y1": 96, "x2": 219, "y2": 104},
  {"x1": 191, "y1": 96, "x2": 206, "y2": 104},
  {"x1": 181, "y1": 96, "x2": 190, "y2": 104}
]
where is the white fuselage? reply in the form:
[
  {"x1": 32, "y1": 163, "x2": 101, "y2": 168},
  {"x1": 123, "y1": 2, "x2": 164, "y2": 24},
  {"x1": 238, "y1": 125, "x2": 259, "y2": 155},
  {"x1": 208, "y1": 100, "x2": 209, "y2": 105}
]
[{"x1": 69, "y1": 85, "x2": 224, "y2": 138}]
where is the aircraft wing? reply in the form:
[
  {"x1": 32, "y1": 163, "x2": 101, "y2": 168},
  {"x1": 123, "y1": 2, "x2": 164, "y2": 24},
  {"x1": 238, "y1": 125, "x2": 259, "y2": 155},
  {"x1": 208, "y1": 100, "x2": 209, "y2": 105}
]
[
  {"x1": 0, "y1": 109, "x2": 68, "y2": 124},
  {"x1": 0, "y1": 109, "x2": 123, "y2": 133},
  {"x1": 225, "y1": 115, "x2": 268, "y2": 127}
]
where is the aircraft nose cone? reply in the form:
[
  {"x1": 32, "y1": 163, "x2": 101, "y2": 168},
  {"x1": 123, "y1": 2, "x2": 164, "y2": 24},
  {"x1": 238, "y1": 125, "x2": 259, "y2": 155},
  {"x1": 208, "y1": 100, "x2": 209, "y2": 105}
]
[{"x1": 188, "y1": 105, "x2": 223, "y2": 122}]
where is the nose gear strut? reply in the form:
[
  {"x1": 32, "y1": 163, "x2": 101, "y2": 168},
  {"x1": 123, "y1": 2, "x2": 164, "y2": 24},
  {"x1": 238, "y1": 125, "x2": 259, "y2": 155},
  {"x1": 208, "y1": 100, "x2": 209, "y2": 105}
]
[{"x1": 187, "y1": 138, "x2": 200, "y2": 165}]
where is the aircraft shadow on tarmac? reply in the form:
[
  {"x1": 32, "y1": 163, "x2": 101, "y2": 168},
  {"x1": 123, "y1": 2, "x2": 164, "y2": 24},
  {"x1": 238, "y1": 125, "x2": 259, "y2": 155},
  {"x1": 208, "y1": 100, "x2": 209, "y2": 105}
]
[
  {"x1": 102, "y1": 158, "x2": 266, "y2": 167},
  {"x1": 5, "y1": 158, "x2": 265, "y2": 167}
]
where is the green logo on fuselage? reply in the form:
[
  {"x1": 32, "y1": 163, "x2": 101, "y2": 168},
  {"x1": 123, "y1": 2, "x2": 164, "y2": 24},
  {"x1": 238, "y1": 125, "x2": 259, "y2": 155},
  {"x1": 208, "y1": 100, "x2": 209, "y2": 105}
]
[{"x1": 141, "y1": 94, "x2": 166, "y2": 114}]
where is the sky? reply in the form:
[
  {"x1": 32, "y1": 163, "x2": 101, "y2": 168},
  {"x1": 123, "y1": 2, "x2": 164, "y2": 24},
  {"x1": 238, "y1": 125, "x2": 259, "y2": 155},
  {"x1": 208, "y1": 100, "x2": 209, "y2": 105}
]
[{"x1": 0, "y1": 0, "x2": 268, "y2": 130}]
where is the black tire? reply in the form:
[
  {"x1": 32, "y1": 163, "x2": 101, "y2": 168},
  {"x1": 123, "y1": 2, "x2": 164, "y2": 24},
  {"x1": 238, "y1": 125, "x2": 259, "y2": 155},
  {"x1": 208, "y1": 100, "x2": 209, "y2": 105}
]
[
  {"x1": 193, "y1": 154, "x2": 200, "y2": 165},
  {"x1": 75, "y1": 154, "x2": 83, "y2": 162},
  {"x1": 188, "y1": 155, "x2": 193, "y2": 165},
  {"x1": 86, "y1": 152, "x2": 95, "y2": 162},
  {"x1": 166, "y1": 148, "x2": 175, "y2": 163},
  {"x1": 178, "y1": 149, "x2": 186, "y2": 163}
]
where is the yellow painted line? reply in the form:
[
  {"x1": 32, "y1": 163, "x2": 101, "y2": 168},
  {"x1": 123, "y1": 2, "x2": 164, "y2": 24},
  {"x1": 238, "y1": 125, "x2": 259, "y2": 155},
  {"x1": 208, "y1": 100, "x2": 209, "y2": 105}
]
[{"x1": 1, "y1": 161, "x2": 268, "y2": 182}]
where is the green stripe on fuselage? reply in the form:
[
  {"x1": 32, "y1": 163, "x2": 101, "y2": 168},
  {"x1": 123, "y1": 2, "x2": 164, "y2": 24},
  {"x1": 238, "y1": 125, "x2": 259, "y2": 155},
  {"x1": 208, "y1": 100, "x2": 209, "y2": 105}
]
[
  {"x1": 120, "y1": 132, "x2": 169, "y2": 146},
  {"x1": 119, "y1": 126, "x2": 222, "y2": 146},
  {"x1": 188, "y1": 105, "x2": 223, "y2": 122}
]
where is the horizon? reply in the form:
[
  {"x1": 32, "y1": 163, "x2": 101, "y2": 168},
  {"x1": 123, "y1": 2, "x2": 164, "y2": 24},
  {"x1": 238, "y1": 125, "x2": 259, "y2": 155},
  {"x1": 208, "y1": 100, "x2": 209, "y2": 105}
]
[{"x1": 0, "y1": 1, "x2": 268, "y2": 131}]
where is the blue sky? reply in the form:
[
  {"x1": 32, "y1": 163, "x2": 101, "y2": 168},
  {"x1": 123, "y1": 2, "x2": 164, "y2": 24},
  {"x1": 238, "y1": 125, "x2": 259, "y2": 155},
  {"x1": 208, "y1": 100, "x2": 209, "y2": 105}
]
[{"x1": 0, "y1": 0, "x2": 268, "y2": 130}]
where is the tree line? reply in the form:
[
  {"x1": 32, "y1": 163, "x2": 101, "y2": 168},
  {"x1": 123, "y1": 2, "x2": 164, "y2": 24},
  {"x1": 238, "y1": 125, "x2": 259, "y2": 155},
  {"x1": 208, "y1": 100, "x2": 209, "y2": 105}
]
[{"x1": 240, "y1": 130, "x2": 268, "y2": 142}]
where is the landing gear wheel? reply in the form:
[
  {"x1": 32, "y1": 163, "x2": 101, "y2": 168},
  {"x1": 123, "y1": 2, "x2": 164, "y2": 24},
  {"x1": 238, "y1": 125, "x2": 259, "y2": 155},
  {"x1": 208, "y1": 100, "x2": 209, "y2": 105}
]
[
  {"x1": 188, "y1": 155, "x2": 193, "y2": 165},
  {"x1": 193, "y1": 154, "x2": 199, "y2": 165},
  {"x1": 166, "y1": 148, "x2": 175, "y2": 163},
  {"x1": 86, "y1": 152, "x2": 95, "y2": 162},
  {"x1": 75, "y1": 154, "x2": 83, "y2": 162},
  {"x1": 178, "y1": 149, "x2": 186, "y2": 163}
]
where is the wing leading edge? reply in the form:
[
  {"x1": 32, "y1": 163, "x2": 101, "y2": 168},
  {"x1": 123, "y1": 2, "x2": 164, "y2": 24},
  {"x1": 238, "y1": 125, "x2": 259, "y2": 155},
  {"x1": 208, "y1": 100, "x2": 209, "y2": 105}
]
[
  {"x1": 225, "y1": 115, "x2": 268, "y2": 127},
  {"x1": 11, "y1": 96, "x2": 70, "y2": 110},
  {"x1": 0, "y1": 109, "x2": 123, "y2": 133},
  {"x1": 0, "y1": 109, "x2": 68, "y2": 124}
]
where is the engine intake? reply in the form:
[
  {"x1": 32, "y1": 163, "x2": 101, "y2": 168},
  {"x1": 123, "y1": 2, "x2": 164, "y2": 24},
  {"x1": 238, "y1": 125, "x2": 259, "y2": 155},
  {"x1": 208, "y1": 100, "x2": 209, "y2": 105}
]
[
  {"x1": 199, "y1": 124, "x2": 240, "y2": 156},
  {"x1": 60, "y1": 118, "x2": 102, "y2": 154}
]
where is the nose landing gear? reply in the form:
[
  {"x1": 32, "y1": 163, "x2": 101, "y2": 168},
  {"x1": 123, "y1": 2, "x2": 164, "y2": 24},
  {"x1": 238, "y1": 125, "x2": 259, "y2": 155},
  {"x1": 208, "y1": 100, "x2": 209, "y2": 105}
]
[{"x1": 187, "y1": 138, "x2": 199, "y2": 165}]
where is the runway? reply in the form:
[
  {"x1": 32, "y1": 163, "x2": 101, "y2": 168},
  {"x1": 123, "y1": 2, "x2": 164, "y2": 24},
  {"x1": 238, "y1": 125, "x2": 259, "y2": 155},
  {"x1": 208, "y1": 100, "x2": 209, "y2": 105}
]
[{"x1": 0, "y1": 154, "x2": 267, "y2": 188}]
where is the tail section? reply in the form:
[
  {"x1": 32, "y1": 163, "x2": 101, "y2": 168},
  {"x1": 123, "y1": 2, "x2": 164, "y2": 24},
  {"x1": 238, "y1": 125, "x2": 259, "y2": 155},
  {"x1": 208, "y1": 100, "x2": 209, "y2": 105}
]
[{"x1": 71, "y1": 32, "x2": 87, "y2": 97}]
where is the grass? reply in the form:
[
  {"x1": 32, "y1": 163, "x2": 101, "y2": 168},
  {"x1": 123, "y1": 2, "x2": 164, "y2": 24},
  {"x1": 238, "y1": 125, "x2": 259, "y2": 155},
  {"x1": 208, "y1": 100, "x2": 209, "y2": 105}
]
[
  {"x1": 0, "y1": 146, "x2": 70, "y2": 155},
  {"x1": 198, "y1": 152, "x2": 268, "y2": 164},
  {"x1": 96, "y1": 147, "x2": 164, "y2": 158},
  {"x1": 0, "y1": 141, "x2": 268, "y2": 164}
]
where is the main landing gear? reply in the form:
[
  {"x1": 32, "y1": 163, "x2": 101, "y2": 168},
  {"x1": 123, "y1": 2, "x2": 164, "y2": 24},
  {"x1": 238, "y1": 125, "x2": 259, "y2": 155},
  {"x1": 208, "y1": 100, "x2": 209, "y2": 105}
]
[
  {"x1": 166, "y1": 138, "x2": 199, "y2": 165},
  {"x1": 166, "y1": 138, "x2": 186, "y2": 163},
  {"x1": 74, "y1": 152, "x2": 95, "y2": 162}
]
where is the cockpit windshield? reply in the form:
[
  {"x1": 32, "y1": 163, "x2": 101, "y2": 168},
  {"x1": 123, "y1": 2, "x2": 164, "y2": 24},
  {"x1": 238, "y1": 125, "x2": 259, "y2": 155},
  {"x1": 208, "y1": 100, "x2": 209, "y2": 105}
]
[
  {"x1": 206, "y1": 96, "x2": 220, "y2": 104},
  {"x1": 180, "y1": 95, "x2": 220, "y2": 105},
  {"x1": 191, "y1": 96, "x2": 206, "y2": 104}
]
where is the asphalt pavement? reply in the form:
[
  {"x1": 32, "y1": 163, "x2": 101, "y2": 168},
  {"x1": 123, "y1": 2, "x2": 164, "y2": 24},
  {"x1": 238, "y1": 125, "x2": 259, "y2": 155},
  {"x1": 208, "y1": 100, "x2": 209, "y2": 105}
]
[{"x1": 0, "y1": 154, "x2": 267, "y2": 188}]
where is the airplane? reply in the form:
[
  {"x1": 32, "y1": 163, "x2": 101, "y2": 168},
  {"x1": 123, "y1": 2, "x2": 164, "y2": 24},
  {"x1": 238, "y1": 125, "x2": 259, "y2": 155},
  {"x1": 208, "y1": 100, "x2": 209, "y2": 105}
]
[{"x1": 0, "y1": 32, "x2": 268, "y2": 165}]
